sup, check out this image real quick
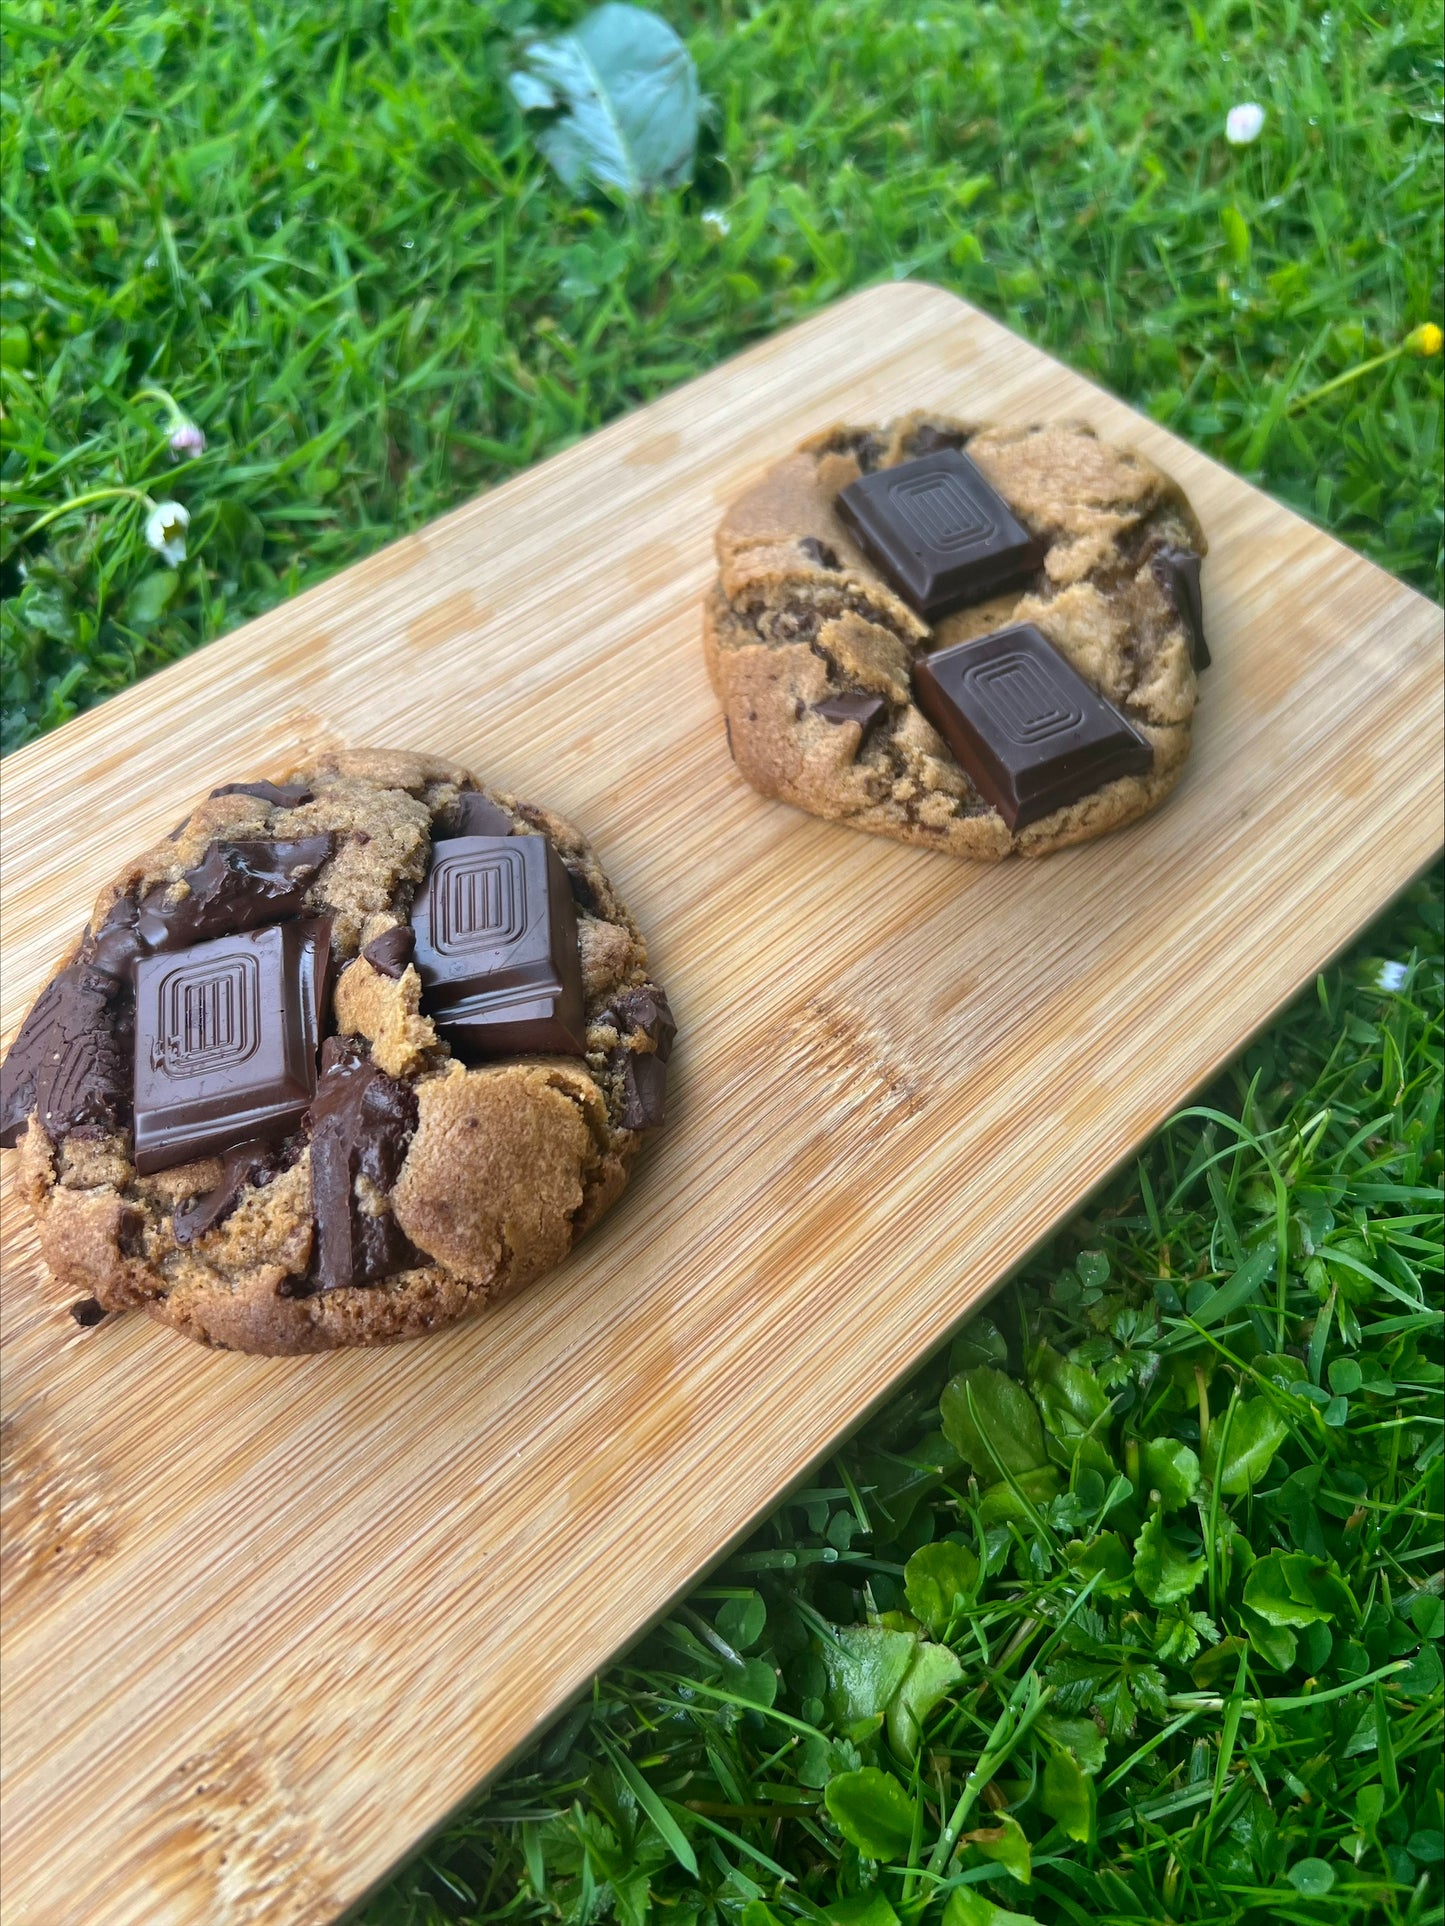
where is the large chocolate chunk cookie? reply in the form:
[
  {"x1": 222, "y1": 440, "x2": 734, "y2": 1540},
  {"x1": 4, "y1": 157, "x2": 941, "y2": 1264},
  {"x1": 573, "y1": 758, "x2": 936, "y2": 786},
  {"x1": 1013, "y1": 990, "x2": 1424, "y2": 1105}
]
[
  {"x1": 0, "y1": 748, "x2": 673, "y2": 1354},
  {"x1": 704, "y1": 413, "x2": 1208, "y2": 859}
]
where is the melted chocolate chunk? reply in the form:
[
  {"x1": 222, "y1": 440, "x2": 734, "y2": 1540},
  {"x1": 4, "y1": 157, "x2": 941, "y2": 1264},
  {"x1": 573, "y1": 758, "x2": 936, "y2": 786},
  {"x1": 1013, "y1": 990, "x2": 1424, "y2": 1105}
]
[
  {"x1": 1150, "y1": 546, "x2": 1210, "y2": 672},
  {"x1": 135, "y1": 836, "x2": 334, "y2": 951},
  {"x1": 172, "y1": 1139, "x2": 284, "y2": 1246},
  {"x1": 303, "y1": 1037, "x2": 423, "y2": 1292},
  {"x1": 210, "y1": 780, "x2": 316, "y2": 808},
  {"x1": 86, "y1": 896, "x2": 147, "y2": 979},
  {"x1": 566, "y1": 863, "x2": 600, "y2": 915},
  {"x1": 611, "y1": 985, "x2": 676, "y2": 1063},
  {"x1": 0, "y1": 964, "x2": 133, "y2": 1149},
  {"x1": 436, "y1": 792, "x2": 513, "y2": 840},
  {"x1": 361, "y1": 926, "x2": 416, "y2": 979},
  {"x1": 905, "y1": 425, "x2": 968, "y2": 458},
  {"x1": 69, "y1": 1296, "x2": 108, "y2": 1328},
  {"x1": 613, "y1": 1049, "x2": 668, "y2": 1131},
  {"x1": 799, "y1": 536, "x2": 842, "y2": 570},
  {"x1": 813, "y1": 692, "x2": 886, "y2": 737}
]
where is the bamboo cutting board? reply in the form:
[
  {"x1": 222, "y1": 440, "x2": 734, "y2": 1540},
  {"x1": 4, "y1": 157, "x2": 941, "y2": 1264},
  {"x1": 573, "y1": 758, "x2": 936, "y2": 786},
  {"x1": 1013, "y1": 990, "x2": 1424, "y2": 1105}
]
[{"x1": 2, "y1": 282, "x2": 1441, "y2": 1926}]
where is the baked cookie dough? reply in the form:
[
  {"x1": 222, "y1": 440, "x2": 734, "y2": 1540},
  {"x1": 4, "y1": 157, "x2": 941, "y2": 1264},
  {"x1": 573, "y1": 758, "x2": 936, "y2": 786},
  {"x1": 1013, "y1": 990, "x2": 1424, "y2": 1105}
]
[
  {"x1": 0, "y1": 748, "x2": 673, "y2": 1354},
  {"x1": 704, "y1": 413, "x2": 1208, "y2": 859}
]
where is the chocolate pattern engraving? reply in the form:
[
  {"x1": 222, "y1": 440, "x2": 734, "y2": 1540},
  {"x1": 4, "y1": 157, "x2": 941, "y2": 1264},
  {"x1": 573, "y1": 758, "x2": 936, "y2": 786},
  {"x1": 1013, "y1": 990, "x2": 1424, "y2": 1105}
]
[
  {"x1": 964, "y1": 652, "x2": 1086, "y2": 746},
  {"x1": 913, "y1": 622, "x2": 1153, "y2": 831},
  {"x1": 836, "y1": 450, "x2": 1043, "y2": 618},
  {"x1": 132, "y1": 919, "x2": 330, "y2": 1174},
  {"x1": 412, "y1": 835, "x2": 586, "y2": 1058}
]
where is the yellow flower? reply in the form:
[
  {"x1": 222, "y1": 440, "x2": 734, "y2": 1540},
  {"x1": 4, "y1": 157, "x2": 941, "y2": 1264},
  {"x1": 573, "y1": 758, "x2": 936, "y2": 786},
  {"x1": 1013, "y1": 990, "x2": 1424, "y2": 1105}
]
[{"x1": 1406, "y1": 322, "x2": 1443, "y2": 357}]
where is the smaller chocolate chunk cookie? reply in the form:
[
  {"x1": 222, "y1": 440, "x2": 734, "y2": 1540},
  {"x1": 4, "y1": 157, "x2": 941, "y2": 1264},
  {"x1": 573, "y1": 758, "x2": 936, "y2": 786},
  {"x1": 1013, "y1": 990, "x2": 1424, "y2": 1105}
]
[{"x1": 704, "y1": 412, "x2": 1209, "y2": 859}]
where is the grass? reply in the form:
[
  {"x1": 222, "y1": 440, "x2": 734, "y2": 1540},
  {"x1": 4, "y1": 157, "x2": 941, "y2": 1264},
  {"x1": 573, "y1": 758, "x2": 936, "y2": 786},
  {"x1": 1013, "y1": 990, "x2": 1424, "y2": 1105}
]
[
  {"x1": 360, "y1": 877, "x2": 1444, "y2": 1926},
  {"x1": 2, "y1": 2, "x2": 1441, "y2": 1921},
  {"x1": 1, "y1": 0, "x2": 1442, "y2": 748}
]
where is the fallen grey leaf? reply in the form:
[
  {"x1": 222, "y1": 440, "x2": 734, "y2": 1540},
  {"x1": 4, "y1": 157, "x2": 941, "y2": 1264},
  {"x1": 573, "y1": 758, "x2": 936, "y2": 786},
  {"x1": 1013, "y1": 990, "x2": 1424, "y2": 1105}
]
[{"x1": 508, "y1": 3, "x2": 699, "y2": 198}]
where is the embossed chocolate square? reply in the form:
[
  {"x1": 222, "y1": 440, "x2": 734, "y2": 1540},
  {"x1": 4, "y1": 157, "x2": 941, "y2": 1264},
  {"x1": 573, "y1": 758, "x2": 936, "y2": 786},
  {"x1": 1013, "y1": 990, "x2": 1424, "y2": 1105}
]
[
  {"x1": 412, "y1": 834, "x2": 586, "y2": 1058},
  {"x1": 835, "y1": 449, "x2": 1043, "y2": 617},
  {"x1": 132, "y1": 919, "x2": 330, "y2": 1173},
  {"x1": 913, "y1": 623, "x2": 1153, "y2": 831}
]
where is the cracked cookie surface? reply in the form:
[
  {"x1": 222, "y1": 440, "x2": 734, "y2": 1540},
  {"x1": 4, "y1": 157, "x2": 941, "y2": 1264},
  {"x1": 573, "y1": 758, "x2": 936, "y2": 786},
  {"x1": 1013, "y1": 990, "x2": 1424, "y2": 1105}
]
[
  {"x1": 0, "y1": 747, "x2": 671, "y2": 1355},
  {"x1": 704, "y1": 413, "x2": 1207, "y2": 859}
]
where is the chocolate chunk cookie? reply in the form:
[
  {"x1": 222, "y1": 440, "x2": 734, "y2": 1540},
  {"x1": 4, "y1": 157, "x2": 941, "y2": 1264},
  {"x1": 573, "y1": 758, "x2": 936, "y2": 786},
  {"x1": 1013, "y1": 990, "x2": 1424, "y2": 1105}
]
[
  {"x1": 0, "y1": 748, "x2": 673, "y2": 1354},
  {"x1": 704, "y1": 413, "x2": 1209, "y2": 859}
]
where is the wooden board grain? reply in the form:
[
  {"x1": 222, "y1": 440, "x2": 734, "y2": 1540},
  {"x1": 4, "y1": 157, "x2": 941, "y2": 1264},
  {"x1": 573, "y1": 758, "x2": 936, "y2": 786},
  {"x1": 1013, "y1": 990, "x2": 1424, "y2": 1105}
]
[{"x1": 1, "y1": 281, "x2": 1441, "y2": 1926}]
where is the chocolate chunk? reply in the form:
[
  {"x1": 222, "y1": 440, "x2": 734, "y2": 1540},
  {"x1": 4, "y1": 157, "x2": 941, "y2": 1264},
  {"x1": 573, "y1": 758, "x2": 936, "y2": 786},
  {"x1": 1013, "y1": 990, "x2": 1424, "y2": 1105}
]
[
  {"x1": 361, "y1": 926, "x2": 416, "y2": 979},
  {"x1": 613, "y1": 1049, "x2": 668, "y2": 1131},
  {"x1": 813, "y1": 692, "x2": 886, "y2": 737},
  {"x1": 612, "y1": 985, "x2": 677, "y2": 1063},
  {"x1": 86, "y1": 896, "x2": 147, "y2": 980},
  {"x1": 436, "y1": 792, "x2": 513, "y2": 840},
  {"x1": 1150, "y1": 546, "x2": 1210, "y2": 672},
  {"x1": 135, "y1": 836, "x2": 333, "y2": 952},
  {"x1": 131, "y1": 918, "x2": 330, "y2": 1174},
  {"x1": 799, "y1": 536, "x2": 842, "y2": 570},
  {"x1": 304, "y1": 1037, "x2": 423, "y2": 1291},
  {"x1": 0, "y1": 963, "x2": 133, "y2": 1149},
  {"x1": 411, "y1": 835, "x2": 586, "y2": 1059},
  {"x1": 913, "y1": 623, "x2": 1153, "y2": 831},
  {"x1": 69, "y1": 1296, "x2": 108, "y2": 1328},
  {"x1": 905, "y1": 425, "x2": 968, "y2": 458},
  {"x1": 836, "y1": 450, "x2": 1043, "y2": 619},
  {"x1": 210, "y1": 780, "x2": 316, "y2": 808},
  {"x1": 172, "y1": 1139, "x2": 283, "y2": 1246},
  {"x1": 566, "y1": 864, "x2": 600, "y2": 915}
]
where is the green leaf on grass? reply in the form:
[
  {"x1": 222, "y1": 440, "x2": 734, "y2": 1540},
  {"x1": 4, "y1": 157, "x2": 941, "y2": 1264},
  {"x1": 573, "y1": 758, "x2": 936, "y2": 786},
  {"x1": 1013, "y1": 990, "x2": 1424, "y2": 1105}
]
[
  {"x1": 826, "y1": 1894, "x2": 900, "y2": 1926},
  {"x1": 1285, "y1": 1858, "x2": 1336, "y2": 1897},
  {"x1": 1142, "y1": 1438, "x2": 1201, "y2": 1510},
  {"x1": 943, "y1": 1888, "x2": 1037, "y2": 1926},
  {"x1": 962, "y1": 1812, "x2": 1032, "y2": 1882},
  {"x1": 978, "y1": 1465, "x2": 1061, "y2": 1526},
  {"x1": 717, "y1": 1590, "x2": 766, "y2": 1652},
  {"x1": 1220, "y1": 203, "x2": 1251, "y2": 267},
  {"x1": 904, "y1": 1541, "x2": 979, "y2": 1636},
  {"x1": 1243, "y1": 1551, "x2": 1356, "y2": 1628},
  {"x1": 1037, "y1": 1714, "x2": 1107, "y2": 1777},
  {"x1": 1133, "y1": 1515, "x2": 1206, "y2": 1605},
  {"x1": 128, "y1": 570, "x2": 181, "y2": 626},
  {"x1": 824, "y1": 1768, "x2": 916, "y2": 1861},
  {"x1": 1030, "y1": 1343, "x2": 1112, "y2": 1457},
  {"x1": 1205, "y1": 1397, "x2": 1290, "y2": 1493},
  {"x1": 887, "y1": 1638, "x2": 964, "y2": 1760},
  {"x1": 508, "y1": 4, "x2": 699, "y2": 198},
  {"x1": 1068, "y1": 1532, "x2": 1134, "y2": 1595},
  {"x1": 1041, "y1": 1747, "x2": 1094, "y2": 1843},
  {"x1": 822, "y1": 1625, "x2": 918, "y2": 1739},
  {"x1": 941, "y1": 1368, "x2": 1046, "y2": 1476}
]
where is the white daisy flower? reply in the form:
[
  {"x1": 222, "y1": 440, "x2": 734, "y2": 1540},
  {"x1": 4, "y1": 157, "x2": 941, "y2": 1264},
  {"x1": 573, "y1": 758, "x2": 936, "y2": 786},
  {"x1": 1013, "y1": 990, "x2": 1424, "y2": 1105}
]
[
  {"x1": 1225, "y1": 103, "x2": 1266, "y2": 146},
  {"x1": 1376, "y1": 960, "x2": 1408, "y2": 992},
  {"x1": 144, "y1": 500, "x2": 190, "y2": 567},
  {"x1": 168, "y1": 420, "x2": 206, "y2": 460}
]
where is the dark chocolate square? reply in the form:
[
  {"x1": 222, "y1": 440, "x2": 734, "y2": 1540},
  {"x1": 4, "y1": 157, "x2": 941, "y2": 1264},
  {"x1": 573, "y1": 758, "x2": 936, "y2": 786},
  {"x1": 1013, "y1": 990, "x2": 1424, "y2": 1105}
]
[
  {"x1": 412, "y1": 835, "x2": 585, "y2": 1058},
  {"x1": 132, "y1": 919, "x2": 329, "y2": 1174},
  {"x1": 913, "y1": 622, "x2": 1153, "y2": 830},
  {"x1": 835, "y1": 449, "x2": 1043, "y2": 618}
]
